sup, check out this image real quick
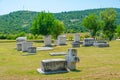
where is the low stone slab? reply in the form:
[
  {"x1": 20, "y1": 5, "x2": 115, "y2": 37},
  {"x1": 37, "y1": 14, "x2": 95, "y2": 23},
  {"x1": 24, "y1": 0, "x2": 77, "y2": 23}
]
[
  {"x1": 94, "y1": 43, "x2": 109, "y2": 47},
  {"x1": 37, "y1": 59, "x2": 69, "y2": 74},
  {"x1": 50, "y1": 52, "x2": 66, "y2": 56},
  {"x1": 37, "y1": 47, "x2": 53, "y2": 51}
]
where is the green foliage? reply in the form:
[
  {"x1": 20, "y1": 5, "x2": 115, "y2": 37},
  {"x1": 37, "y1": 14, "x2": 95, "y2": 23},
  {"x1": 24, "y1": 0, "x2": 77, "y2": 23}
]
[
  {"x1": 82, "y1": 14, "x2": 103, "y2": 38},
  {"x1": 31, "y1": 11, "x2": 55, "y2": 36},
  {"x1": 100, "y1": 8, "x2": 117, "y2": 41},
  {"x1": 0, "y1": 8, "x2": 120, "y2": 35},
  {"x1": 52, "y1": 20, "x2": 65, "y2": 39},
  {"x1": 115, "y1": 24, "x2": 120, "y2": 38}
]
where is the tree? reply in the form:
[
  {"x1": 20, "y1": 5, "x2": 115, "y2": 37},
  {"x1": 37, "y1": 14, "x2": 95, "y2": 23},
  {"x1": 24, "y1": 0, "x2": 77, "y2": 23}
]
[
  {"x1": 31, "y1": 11, "x2": 55, "y2": 36},
  {"x1": 100, "y1": 8, "x2": 117, "y2": 41},
  {"x1": 82, "y1": 14, "x2": 103, "y2": 38},
  {"x1": 115, "y1": 24, "x2": 120, "y2": 38},
  {"x1": 52, "y1": 20, "x2": 65, "y2": 39}
]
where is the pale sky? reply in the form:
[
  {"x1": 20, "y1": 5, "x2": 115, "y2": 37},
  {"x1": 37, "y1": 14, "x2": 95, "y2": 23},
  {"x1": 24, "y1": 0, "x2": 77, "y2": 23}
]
[{"x1": 0, "y1": 0, "x2": 120, "y2": 15}]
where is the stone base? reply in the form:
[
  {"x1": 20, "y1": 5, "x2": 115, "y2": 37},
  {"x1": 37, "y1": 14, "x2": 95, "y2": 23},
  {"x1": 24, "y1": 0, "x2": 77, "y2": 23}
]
[
  {"x1": 71, "y1": 41, "x2": 80, "y2": 47},
  {"x1": 94, "y1": 43, "x2": 109, "y2": 47},
  {"x1": 82, "y1": 43, "x2": 93, "y2": 47},
  {"x1": 37, "y1": 68, "x2": 69, "y2": 74},
  {"x1": 50, "y1": 52, "x2": 66, "y2": 56},
  {"x1": 22, "y1": 53, "x2": 36, "y2": 56},
  {"x1": 28, "y1": 47, "x2": 36, "y2": 53},
  {"x1": 58, "y1": 44, "x2": 67, "y2": 46},
  {"x1": 37, "y1": 47, "x2": 53, "y2": 51}
]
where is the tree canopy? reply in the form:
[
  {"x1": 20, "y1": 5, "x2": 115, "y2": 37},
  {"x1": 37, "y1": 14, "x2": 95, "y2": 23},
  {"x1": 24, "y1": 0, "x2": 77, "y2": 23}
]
[
  {"x1": 52, "y1": 20, "x2": 65, "y2": 39},
  {"x1": 100, "y1": 8, "x2": 117, "y2": 41},
  {"x1": 82, "y1": 14, "x2": 103, "y2": 38},
  {"x1": 31, "y1": 11, "x2": 55, "y2": 36}
]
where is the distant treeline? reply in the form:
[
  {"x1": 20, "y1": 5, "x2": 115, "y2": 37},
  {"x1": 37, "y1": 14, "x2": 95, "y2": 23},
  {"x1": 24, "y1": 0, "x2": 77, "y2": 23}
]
[{"x1": 0, "y1": 8, "x2": 120, "y2": 34}]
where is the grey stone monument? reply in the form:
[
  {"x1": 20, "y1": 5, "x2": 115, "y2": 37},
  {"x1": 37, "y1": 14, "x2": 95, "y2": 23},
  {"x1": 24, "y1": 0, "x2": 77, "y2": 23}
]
[
  {"x1": 65, "y1": 48, "x2": 79, "y2": 70},
  {"x1": 93, "y1": 40, "x2": 109, "y2": 47},
  {"x1": 16, "y1": 37, "x2": 27, "y2": 51},
  {"x1": 21, "y1": 42, "x2": 33, "y2": 52},
  {"x1": 28, "y1": 46, "x2": 36, "y2": 53},
  {"x1": 58, "y1": 35, "x2": 66, "y2": 45},
  {"x1": 16, "y1": 42, "x2": 23, "y2": 51},
  {"x1": 37, "y1": 59, "x2": 68, "y2": 74},
  {"x1": 44, "y1": 35, "x2": 51, "y2": 47},
  {"x1": 83, "y1": 38, "x2": 94, "y2": 46},
  {"x1": 16, "y1": 37, "x2": 27, "y2": 43},
  {"x1": 71, "y1": 33, "x2": 80, "y2": 47}
]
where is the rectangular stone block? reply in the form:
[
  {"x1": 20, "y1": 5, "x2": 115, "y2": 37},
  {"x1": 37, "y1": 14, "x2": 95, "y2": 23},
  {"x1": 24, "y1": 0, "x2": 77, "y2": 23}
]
[
  {"x1": 37, "y1": 59, "x2": 68, "y2": 74},
  {"x1": 28, "y1": 47, "x2": 36, "y2": 53},
  {"x1": 22, "y1": 42, "x2": 33, "y2": 52},
  {"x1": 44, "y1": 35, "x2": 51, "y2": 47},
  {"x1": 58, "y1": 35, "x2": 66, "y2": 45}
]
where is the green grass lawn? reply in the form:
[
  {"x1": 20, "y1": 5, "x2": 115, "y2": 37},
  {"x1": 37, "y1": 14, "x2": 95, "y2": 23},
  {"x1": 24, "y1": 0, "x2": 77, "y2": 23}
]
[{"x1": 0, "y1": 40, "x2": 120, "y2": 80}]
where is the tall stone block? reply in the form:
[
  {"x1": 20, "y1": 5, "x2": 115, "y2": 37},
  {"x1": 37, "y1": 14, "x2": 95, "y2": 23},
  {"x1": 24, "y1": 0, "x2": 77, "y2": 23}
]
[
  {"x1": 71, "y1": 33, "x2": 80, "y2": 47},
  {"x1": 16, "y1": 37, "x2": 27, "y2": 50},
  {"x1": 44, "y1": 35, "x2": 51, "y2": 47},
  {"x1": 74, "y1": 33, "x2": 80, "y2": 42},
  {"x1": 58, "y1": 35, "x2": 66, "y2": 45},
  {"x1": 65, "y1": 48, "x2": 79, "y2": 70}
]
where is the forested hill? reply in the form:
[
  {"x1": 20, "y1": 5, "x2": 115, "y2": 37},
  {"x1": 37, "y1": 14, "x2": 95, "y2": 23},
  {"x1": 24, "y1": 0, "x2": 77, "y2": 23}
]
[{"x1": 0, "y1": 8, "x2": 120, "y2": 34}]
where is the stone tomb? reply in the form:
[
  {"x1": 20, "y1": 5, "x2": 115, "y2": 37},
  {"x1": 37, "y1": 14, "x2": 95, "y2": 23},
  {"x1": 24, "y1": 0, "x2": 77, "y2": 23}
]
[
  {"x1": 83, "y1": 38, "x2": 94, "y2": 46},
  {"x1": 37, "y1": 59, "x2": 68, "y2": 74},
  {"x1": 37, "y1": 48, "x2": 80, "y2": 74},
  {"x1": 22, "y1": 42, "x2": 33, "y2": 52},
  {"x1": 16, "y1": 37, "x2": 27, "y2": 43},
  {"x1": 58, "y1": 35, "x2": 66, "y2": 45},
  {"x1": 16, "y1": 42, "x2": 33, "y2": 52},
  {"x1": 93, "y1": 40, "x2": 109, "y2": 47},
  {"x1": 71, "y1": 34, "x2": 80, "y2": 47},
  {"x1": 16, "y1": 37, "x2": 27, "y2": 50},
  {"x1": 44, "y1": 35, "x2": 51, "y2": 47}
]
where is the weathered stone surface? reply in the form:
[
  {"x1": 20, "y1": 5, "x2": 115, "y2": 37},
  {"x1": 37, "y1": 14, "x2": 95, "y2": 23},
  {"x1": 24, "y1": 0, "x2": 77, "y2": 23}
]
[
  {"x1": 16, "y1": 37, "x2": 27, "y2": 43},
  {"x1": 16, "y1": 42, "x2": 22, "y2": 51},
  {"x1": 37, "y1": 47, "x2": 53, "y2": 51},
  {"x1": 71, "y1": 34, "x2": 80, "y2": 47},
  {"x1": 83, "y1": 38, "x2": 94, "y2": 46},
  {"x1": 58, "y1": 35, "x2": 66, "y2": 45},
  {"x1": 44, "y1": 35, "x2": 51, "y2": 47},
  {"x1": 93, "y1": 41, "x2": 109, "y2": 47},
  {"x1": 71, "y1": 42, "x2": 80, "y2": 48},
  {"x1": 74, "y1": 33, "x2": 80, "y2": 42},
  {"x1": 28, "y1": 47, "x2": 36, "y2": 53},
  {"x1": 21, "y1": 42, "x2": 33, "y2": 52},
  {"x1": 50, "y1": 52, "x2": 66, "y2": 56},
  {"x1": 37, "y1": 59, "x2": 68, "y2": 74},
  {"x1": 65, "y1": 48, "x2": 79, "y2": 70}
]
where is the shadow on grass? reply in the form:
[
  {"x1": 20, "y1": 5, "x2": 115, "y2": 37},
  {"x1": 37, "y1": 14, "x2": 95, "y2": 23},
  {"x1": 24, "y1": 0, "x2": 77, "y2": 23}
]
[
  {"x1": 70, "y1": 69, "x2": 81, "y2": 72},
  {"x1": 39, "y1": 69, "x2": 82, "y2": 75}
]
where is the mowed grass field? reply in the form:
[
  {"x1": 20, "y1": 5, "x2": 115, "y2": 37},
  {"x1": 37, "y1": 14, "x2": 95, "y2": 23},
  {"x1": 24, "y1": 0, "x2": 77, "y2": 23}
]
[{"x1": 0, "y1": 40, "x2": 120, "y2": 80}]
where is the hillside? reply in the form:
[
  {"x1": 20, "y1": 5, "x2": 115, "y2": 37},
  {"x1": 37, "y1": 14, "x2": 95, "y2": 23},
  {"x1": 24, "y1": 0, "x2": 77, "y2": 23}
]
[{"x1": 0, "y1": 8, "x2": 120, "y2": 34}]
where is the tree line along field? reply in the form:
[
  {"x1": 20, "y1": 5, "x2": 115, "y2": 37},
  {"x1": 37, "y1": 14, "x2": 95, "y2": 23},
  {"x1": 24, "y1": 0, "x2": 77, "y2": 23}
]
[{"x1": 0, "y1": 40, "x2": 120, "y2": 80}]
